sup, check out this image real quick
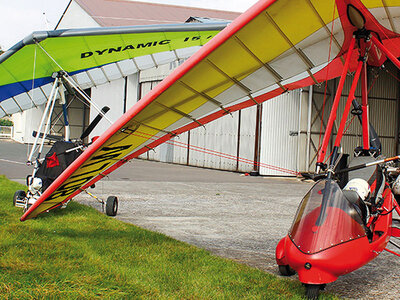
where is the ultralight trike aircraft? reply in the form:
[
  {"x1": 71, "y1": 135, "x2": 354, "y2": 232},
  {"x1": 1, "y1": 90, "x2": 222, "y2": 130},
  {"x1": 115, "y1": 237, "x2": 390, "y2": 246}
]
[{"x1": 0, "y1": 0, "x2": 399, "y2": 298}]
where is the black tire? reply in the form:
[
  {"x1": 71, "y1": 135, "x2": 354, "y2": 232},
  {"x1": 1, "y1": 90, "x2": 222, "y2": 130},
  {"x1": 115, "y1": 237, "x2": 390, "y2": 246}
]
[
  {"x1": 105, "y1": 196, "x2": 118, "y2": 216},
  {"x1": 278, "y1": 265, "x2": 296, "y2": 276},
  {"x1": 13, "y1": 190, "x2": 26, "y2": 206},
  {"x1": 305, "y1": 284, "x2": 321, "y2": 300}
]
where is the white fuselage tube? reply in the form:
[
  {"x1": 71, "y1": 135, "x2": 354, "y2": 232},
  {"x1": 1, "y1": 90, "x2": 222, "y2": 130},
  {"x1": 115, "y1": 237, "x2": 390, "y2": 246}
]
[{"x1": 27, "y1": 77, "x2": 59, "y2": 163}]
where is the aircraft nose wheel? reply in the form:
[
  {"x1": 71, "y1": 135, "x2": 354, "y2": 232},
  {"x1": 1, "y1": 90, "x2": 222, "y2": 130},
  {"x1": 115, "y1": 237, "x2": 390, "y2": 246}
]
[
  {"x1": 13, "y1": 190, "x2": 26, "y2": 208},
  {"x1": 305, "y1": 284, "x2": 325, "y2": 300},
  {"x1": 105, "y1": 196, "x2": 118, "y2": 216},
  {"x1": 278, "y1": 265, "x2": 296, "y2": 276}
]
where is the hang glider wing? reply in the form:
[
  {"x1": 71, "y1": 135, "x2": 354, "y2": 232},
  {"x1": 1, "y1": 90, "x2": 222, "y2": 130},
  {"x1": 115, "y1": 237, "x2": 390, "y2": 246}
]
[
  {"x1": 0, "y1": 22, "x2": 228, "y2": 117},
  {"x1": 21, "y1": 0, "x2": 400, "y2": 220}
]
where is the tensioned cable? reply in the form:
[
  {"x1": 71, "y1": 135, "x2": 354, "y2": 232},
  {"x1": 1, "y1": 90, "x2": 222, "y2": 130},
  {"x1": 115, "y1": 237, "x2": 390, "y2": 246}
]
[
  {"x1": 321, "y1": 63, "x2": 379, "y2": 165},
  {"x1": 35, "y1": 41, "x2": 112, "y2": 124},
  {"x1": 63, "y1": 75, "x2": 113, "y2": 124},
  {"x1": 385, "y1": 68, "x2": 400, "y2": 83},
  {"x1": 49, "y1": 95, "x2": 75, "y2": 134},
  {"x1": 365, "y1": 7, "x2": 400, "y2": 57},
  {"x1": 28, "y1": 44, "x2": 38, "y2": 159},
  {"x1": 323, "y1": 114, "x2": 356, "y2": 164},
  {"x1": 170, "y1": 139, "x2": 299, "y2": 175},
  {"x1": 35, "y1": 41, "x2": 65, "y2": 72},
  {"x1": 31, "y1": 44, "x2": 37, "y2": 99},
  {"x1": 119, "y1": 128, "x2": 299, "y2": 175},
  {"x1": 318, "y1": 1, "x2": 337, "y2": 152},
  {"x1": 367, "y1": 72, "x2": 379, "y2": 94}
]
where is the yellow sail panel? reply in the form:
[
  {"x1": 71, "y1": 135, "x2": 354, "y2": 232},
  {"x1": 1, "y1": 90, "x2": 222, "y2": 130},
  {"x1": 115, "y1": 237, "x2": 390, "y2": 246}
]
[
  {"x1": 23, "y1": 0, "x2": 400, "y2": 220},
  {"x1": 21, "y1": 0, "x2": 336, "y2": 220}
]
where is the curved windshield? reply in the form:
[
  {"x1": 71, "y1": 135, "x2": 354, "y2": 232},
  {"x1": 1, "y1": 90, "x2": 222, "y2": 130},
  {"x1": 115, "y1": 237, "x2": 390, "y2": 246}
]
[{"x1": 289, "y1": 179, "x2": 366, "y2": 254}]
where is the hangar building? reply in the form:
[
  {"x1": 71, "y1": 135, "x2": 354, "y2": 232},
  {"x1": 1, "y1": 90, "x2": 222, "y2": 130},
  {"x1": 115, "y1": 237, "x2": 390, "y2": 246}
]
[{"x1": 11, "y1": 0, "x2": 400, "y2": 176}]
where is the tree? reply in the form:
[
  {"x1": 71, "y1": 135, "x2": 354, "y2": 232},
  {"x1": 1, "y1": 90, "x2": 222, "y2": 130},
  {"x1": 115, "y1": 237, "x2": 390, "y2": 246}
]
[{"x1": 0, "y1": 118, "x2": 13, "y2": 126}]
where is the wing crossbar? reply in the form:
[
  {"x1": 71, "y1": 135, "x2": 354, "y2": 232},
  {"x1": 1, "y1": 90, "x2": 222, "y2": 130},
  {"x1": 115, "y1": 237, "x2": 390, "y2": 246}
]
[
  {"x1": 206, "y1": 59, "x2": 259, "y2": 104},
  {"x1": 179, "y1": 81, "x2": 231, "y2": 114}
]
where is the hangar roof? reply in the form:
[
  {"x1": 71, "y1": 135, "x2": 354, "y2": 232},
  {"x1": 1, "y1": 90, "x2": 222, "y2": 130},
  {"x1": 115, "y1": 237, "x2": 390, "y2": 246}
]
[{"x1": 67, "y1": 0, "x2": 241, "y2": 27}]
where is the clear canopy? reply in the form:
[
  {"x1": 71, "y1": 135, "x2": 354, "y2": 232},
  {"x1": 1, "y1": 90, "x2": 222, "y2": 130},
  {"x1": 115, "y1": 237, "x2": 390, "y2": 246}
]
[{"x1": 289, "y1": 179, "x2": 366, "y2": 254}]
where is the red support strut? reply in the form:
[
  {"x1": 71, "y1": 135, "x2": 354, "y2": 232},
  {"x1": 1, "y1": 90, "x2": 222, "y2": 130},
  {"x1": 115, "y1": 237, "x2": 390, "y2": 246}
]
[
  {"x1": 317, "y1": 37, "x2": 356, "y2": 168},
  {"x1": 333, "y1": 60, "x2": 363, "y2": 148},
  {"x1": 370, "y1": 35, "x2": 400, "y2": 70},
  {"x1": 361, "y1": 62, "x2": 370, "y2": 150}
]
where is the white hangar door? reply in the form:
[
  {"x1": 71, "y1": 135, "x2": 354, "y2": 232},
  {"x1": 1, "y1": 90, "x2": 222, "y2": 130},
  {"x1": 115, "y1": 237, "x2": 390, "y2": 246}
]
[{"x1": 259, "y1": 90, "x2": 303, "y2": 176}]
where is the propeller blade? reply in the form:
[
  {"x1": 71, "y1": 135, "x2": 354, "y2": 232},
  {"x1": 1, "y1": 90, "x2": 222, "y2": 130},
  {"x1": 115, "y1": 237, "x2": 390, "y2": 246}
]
[{"x1": 80, "y1": 106, "x2": 110, "y2": 140}]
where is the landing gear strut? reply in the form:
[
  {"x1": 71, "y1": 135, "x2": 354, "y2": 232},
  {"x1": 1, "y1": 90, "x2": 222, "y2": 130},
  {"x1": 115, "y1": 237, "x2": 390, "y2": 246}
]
[
  {"x1": 84, "y1": 190, "x2": 118, "y2": 217},
  {"x1": 305, "y1": 284, "x2": 325, "y2": 300}
]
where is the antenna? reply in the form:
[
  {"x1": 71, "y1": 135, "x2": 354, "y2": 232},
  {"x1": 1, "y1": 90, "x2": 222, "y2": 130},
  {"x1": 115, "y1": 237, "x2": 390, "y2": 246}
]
[{"x1": 42, "y1": 12, "x2": 50, "y2": 30}]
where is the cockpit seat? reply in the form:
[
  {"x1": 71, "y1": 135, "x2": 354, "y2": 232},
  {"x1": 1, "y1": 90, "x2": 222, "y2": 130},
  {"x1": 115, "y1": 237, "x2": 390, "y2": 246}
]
[
  {"x1": 348, "y1": 156, "x2": 385, "y2": 205},
  {"x1": 342, "y1": 189, "x2": 369, "y2": 224}
]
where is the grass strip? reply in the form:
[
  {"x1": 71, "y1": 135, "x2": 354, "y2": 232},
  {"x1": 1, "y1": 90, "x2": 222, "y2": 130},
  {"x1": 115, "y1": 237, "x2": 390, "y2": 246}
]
[{"x1": 0, "y1": 175, "x2": 336, "y2": 299}]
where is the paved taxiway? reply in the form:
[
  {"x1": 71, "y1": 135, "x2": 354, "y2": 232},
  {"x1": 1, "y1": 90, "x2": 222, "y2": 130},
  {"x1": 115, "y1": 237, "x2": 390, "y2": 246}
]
[{"x1": 1, "y1": 139, "x2": 398, "y2": 299}]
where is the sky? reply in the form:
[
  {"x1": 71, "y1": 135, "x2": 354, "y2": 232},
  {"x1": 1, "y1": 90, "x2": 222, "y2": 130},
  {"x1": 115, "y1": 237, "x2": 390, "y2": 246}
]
[{"x1": 0, "y1": 0, "x2": 259, "y2": 51}]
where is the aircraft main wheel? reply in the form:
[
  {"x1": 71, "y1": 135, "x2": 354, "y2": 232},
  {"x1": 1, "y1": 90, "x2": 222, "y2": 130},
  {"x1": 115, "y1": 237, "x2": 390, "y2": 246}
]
[
  {"x1": 305, "y1": 284, "x2": 321, "y2": 300},
  {"x1": 105, "y1": 196, "x2": 118, "y2": 216},
  {"x1": 13, "y1": 190, "x2": 26, "y2": 206},
  {"x1": 278, "y1": 265, "x2": 296, "y2": 276}
]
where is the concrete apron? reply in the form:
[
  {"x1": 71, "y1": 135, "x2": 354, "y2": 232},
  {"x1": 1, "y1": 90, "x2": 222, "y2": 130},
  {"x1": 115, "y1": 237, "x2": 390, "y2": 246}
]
[
  {"x1": 74, "y1": 161, "x2": 399, "y2": 300},
  {"x1": 1, "y1": 137, "x2": 398, "y2": 300}
]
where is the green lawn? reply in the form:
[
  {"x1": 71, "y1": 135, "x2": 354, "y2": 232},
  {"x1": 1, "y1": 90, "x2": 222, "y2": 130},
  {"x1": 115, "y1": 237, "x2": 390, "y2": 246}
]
[{"x1": 0, "y1": 175, "x2": 336, "y2": 299}]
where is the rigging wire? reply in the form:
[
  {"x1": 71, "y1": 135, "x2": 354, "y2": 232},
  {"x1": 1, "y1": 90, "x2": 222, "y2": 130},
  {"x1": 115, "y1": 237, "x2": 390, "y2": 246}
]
[
  {"x1": 28, "y1": 45, "x2": 38, "y2": 159},
  {"x1": 122, "y1": 128, "x2": 299, "y2": 176},
  {"x1": 367, "y1": 71, "x2": 379, "y2": 94},
  {"x1": 322, "y1": 63, "x2": 381, "y2": 165},
  {"x1": 317, "y1": 1, "x2": 337, "y2": 153},
  {"x1": 49, "y1": 95, "x2": 75, "y2": 135},
  {"x1": 35, "y1": 40, "x2": 113, "y2": 126},
  {"x1": 323, "y1": 114, "x2": 356, "y2": 164},
  {"x1": 35, "y1": 41, "x2": 65, "y2": 72},
  {"x1": 385, "y1": 68, "x2": 400, "y2": 83},
  {"x1": 364, "y1": 8, "x2": 400, "y2": 57}
]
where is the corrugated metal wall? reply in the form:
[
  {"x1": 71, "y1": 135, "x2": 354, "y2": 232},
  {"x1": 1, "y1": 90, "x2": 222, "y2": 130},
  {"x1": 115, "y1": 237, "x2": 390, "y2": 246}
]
[
  {"x1": 259, "y1": 90, "x2": 302, "y2": 176},
  {"x1": 306, "y1": 62, "x2": 399, "y2": 169},
  {"x1": 141, "y1": 104, "x2": 256, "y2": 173},
  {"x1": 237, "y1": 107, "x2": 257, "y2": 171},
  {"x1": 173, "y1": 132, "x2": 189, "y2": 165},
  {"x1": 137, "y1": 62, "x2": 257, "y2": 172},
  {"x1": 129, "y1": 61, "x2": 400, "y2": 176},
  {"x1": 139, "y1": 80, "x2": 164, "y2": 162},
  {"x1": 188, "y1": 112, "x2": 239, "y2": 171}
]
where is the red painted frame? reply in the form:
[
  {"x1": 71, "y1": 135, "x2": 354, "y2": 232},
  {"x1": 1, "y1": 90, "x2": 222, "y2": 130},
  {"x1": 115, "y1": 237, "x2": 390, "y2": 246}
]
[
  {"x1": 361, "y1": 62, "x2": 370, "y2": 150},
  {"x1": 276, "y1": 183, "x2": 396, "y2": 284},
  {"x1": 317, "y1": 37, "x2": 356, "y2": 166},
  {"x1": 333, "y1": 59, "x2": 363, "y2": 148},
  {"x1": 276, "y1": 0, "x2": 400, "y2": 290}
]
